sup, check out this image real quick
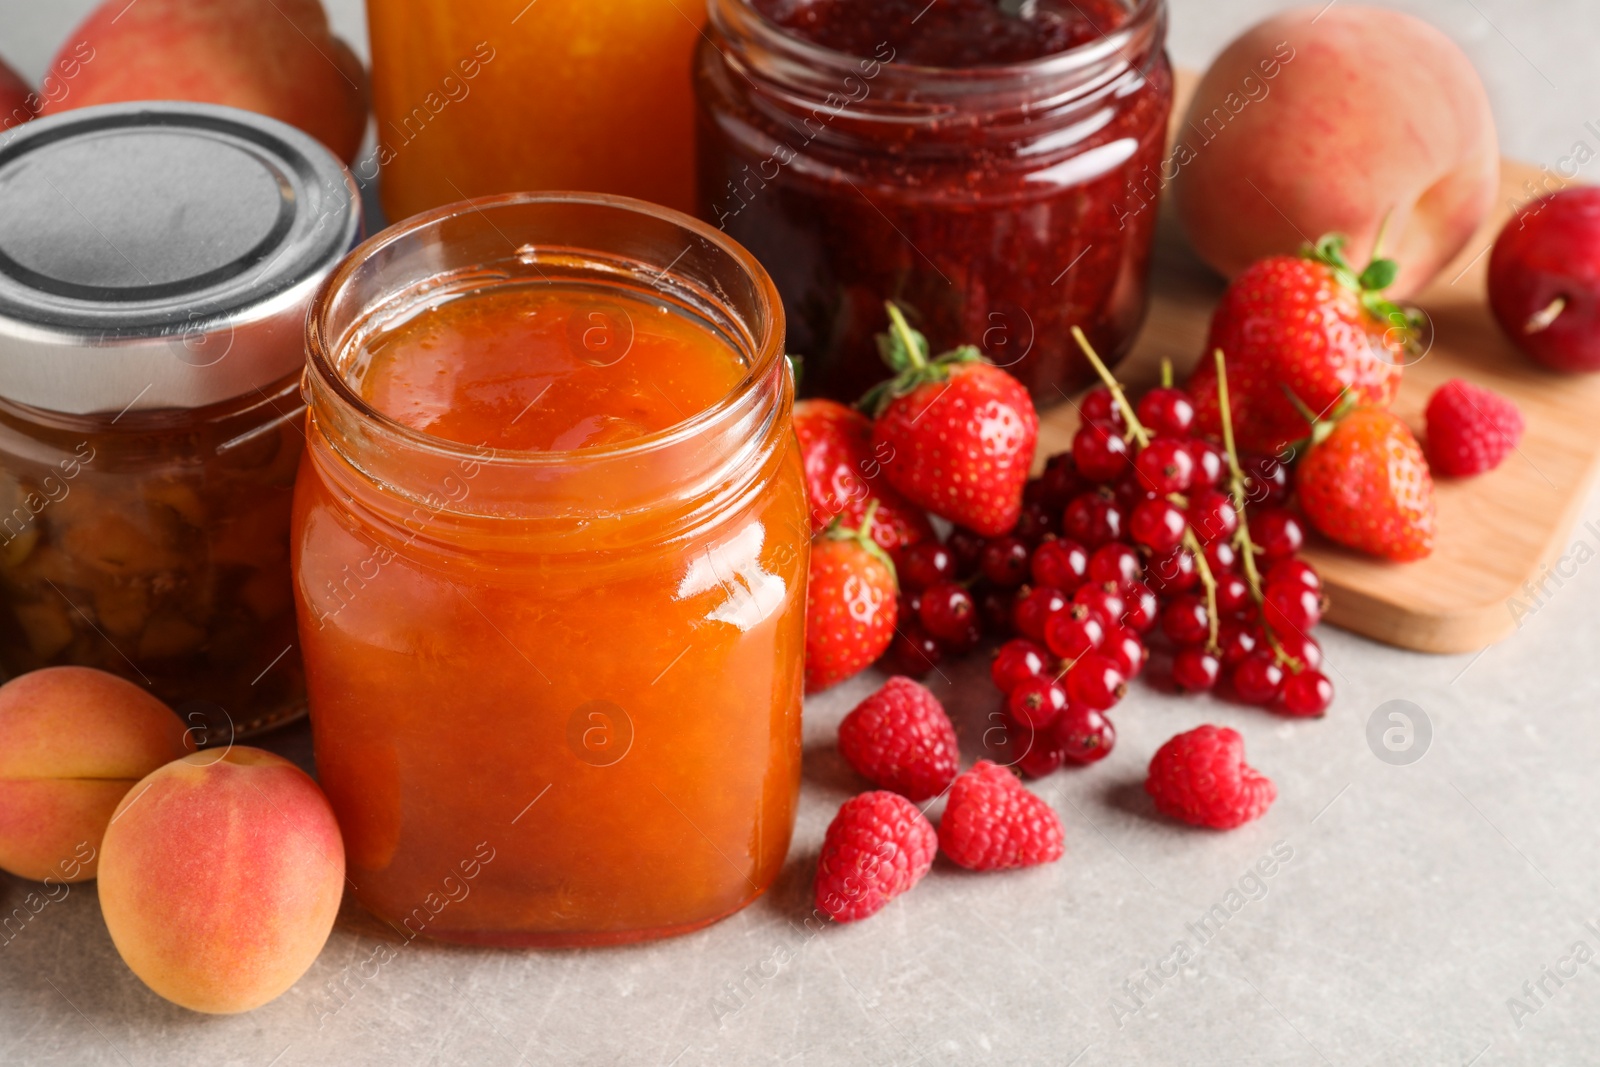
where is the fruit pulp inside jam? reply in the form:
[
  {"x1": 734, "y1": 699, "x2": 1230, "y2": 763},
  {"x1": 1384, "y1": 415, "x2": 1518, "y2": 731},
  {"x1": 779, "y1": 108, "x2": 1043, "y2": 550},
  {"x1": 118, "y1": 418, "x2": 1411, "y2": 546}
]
[{"x1": 752, "y1": 0, "x2": 1130, "y2": 66}]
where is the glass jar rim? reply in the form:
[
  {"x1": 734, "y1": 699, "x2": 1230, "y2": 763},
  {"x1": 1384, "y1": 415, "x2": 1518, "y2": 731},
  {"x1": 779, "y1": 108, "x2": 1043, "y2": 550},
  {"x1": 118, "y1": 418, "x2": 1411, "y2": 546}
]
[
  {"x1": 707, "y1": 0, "x2": 1165, "y2": 102},
  {"x1": 304, "y1": 190, "x2": 786, "y2": 470}
]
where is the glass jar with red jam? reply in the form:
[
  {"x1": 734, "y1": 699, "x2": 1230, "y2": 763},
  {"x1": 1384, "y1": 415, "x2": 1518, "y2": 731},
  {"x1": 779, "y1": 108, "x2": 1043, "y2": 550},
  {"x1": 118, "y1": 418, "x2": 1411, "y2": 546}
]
[
  {"x1": 0, "y1": 103, "x2": 359, "y2": 737},
  {"x1": 695, "y1": 0, "x2": 1173, "y2": 404}
]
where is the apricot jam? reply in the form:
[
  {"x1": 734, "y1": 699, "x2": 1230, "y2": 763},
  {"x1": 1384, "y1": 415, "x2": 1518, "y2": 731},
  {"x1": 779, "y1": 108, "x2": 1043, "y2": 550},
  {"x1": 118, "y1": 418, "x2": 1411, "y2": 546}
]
[
  {"x1": 695, "y1": 0, "x2": 1173, "y2": 404},
  {"x1": 295, "y1": 194, "x2": 806, "y2": 946}
]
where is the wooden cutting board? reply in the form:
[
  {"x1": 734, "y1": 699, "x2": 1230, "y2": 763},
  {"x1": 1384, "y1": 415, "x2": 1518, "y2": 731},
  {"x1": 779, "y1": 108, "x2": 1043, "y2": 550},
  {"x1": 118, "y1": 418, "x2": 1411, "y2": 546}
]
[{"x1": 1036, "y1": 78, "x2": 1597, "y2": 655}]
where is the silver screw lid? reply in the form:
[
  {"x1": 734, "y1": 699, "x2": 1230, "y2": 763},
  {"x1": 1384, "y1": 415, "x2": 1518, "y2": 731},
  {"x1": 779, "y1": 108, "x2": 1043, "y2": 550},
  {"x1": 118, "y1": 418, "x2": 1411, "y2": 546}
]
[{"x1": 0, "y1": 101, "x2": 360, "y2": 416}]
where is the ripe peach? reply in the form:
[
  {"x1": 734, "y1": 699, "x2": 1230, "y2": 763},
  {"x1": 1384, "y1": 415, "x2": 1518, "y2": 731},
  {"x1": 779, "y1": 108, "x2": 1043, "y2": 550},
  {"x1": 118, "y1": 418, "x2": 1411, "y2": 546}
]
[
  {"x1": 98, "y1": 748, "x2": 344, "y2": 1014},
  {"x1": 39, "y1": 0, "x2": 369, "y2": 163},
  {"x1": 0, "y1": 56, "x2": 30, "y2": 133},
  {"x1": 0, "y1": 667, "x2": 191, "y2": 882},
  {"x1": 1171, "y1": 6, "x2": 1498, "y2": 297}
]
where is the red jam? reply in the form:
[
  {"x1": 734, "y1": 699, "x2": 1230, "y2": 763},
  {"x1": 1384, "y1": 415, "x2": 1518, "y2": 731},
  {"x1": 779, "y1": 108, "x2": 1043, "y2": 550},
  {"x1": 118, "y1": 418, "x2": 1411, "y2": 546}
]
[{"x1": 696, "y1": 0, "x2": 1173, "y2": 404}]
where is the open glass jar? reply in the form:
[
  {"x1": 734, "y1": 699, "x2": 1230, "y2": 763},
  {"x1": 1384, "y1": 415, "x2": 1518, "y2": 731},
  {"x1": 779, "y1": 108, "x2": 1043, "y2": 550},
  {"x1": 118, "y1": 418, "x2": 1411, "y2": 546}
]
[
  {"x1": 0, "y1": 103, "x2": 359, "y2": 737},
  {"x1": 296, "y1": 192, "x2": 807, "y2": 946},
  {"x1": 694, "y1": 0, "x2": 1173, "y2": 404}
]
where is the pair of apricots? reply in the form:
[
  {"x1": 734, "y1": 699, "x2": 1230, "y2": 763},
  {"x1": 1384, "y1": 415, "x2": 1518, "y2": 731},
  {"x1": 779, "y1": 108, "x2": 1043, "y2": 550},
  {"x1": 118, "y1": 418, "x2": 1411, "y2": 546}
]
[{"x1": 0, "y1": 667, "x2": 344, "y2": 1014}]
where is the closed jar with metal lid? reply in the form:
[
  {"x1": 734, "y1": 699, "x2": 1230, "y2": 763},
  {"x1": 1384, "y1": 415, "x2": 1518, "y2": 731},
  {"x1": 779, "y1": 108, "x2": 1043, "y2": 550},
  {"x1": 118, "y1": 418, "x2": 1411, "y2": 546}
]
[{"x1": 0, "y1": 102, "x2": 360, "y2": 736}]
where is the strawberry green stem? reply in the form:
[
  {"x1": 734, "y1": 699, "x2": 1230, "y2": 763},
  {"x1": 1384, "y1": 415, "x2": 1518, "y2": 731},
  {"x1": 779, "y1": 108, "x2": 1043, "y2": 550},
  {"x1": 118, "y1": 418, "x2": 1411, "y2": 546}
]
[
  {"x1": 886, "y1": 303, "x2": 928, "y2": 371},
  {"x1": 1212, "y1": 350, "x2": 1303, "y2": 672}
]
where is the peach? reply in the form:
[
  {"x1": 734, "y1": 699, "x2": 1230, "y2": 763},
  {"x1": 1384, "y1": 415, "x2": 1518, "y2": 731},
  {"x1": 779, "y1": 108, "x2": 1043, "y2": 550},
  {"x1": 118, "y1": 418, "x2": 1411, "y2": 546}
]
[
  {"x1": 98, "y1": 748, "x2": 344, "y2": 1014},
  {"x1": 1171, "y1": 7, "x2": 1498, "y2": 297},
  {"x1": 0, "y1": 667, "x2": 191, "y2": 883},
  {"x1": 0, "y1": 56, "x2": 30, "y2": 134},
  {"x1": 39, "y1": 0, "x2": 369, "y2": 163}
]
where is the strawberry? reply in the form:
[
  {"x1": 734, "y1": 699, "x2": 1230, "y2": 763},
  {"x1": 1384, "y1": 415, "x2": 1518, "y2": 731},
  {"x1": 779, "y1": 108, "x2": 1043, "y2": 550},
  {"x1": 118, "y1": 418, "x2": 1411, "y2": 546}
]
[
  {"x1": 862, "y1": 305, "x2": 1038, "y2": 537},
  {"x1": 1296, "y1": 406, "x2": 1437, "y2": 562},
  {"x1": 793, "y1": 398, "x2": 936, "y2": 555},
  {"x1": 804, "y1": 504, "x2": 899, "y2": 693},
  {"x1": 1190, "y1": 235, "x2": 1414, "y2": 455}
]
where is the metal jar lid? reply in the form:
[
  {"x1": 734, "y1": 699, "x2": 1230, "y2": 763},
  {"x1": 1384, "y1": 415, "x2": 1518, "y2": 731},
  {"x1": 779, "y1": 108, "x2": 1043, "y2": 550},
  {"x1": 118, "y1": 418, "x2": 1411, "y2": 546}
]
[{"x1": 0, "y1": 102, "x2": 360, "y2": 416}]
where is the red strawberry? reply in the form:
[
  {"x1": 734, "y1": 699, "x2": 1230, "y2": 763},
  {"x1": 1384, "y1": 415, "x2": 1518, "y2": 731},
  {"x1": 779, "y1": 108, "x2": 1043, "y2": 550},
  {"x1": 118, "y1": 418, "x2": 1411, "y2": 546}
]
[
  {"x1": 1424, "y1": 378, "x2": 1524, "y2": 477},
  {"x1": 1190, "y1": 235, "x2": 1412, "y2": 455},
  {"x1": 1296, "y1": 407, "x2": 1436, "y2": 562},
  {"x1": 863, "y1": 305, "x2": 1038, "y2": 537},
  {"x1": 937, "y1": 760, "x2": 1064, "y2": 871},
  {"x1": 804, "y1": 505, "x2": 899, "y2": 693},
  {"x1": 793, "y1": 398, "x2": 935, "y2": 554},
  {"x1": 814, "y1": 791, "x2": 937, "y2": 922}
]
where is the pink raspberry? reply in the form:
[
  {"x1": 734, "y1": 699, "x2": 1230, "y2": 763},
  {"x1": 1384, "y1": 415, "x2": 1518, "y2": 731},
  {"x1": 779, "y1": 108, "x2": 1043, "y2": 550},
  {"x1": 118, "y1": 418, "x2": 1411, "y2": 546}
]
[
  {"x1": 814, "y1": 791, "x2": 937, "y2": 922},
  {"x1": 1425, "y1": 378, "x2": 1524, "y2": 476},
  {"x1": 1145, "y1": 725, "x2": 1275, "y2": 830},
  {"x1": 938, "y1": 760, "x2": 1064, "y2": 871},
  {"x1": 837, "y1": 676, "x2": 960, "y2": 801}
]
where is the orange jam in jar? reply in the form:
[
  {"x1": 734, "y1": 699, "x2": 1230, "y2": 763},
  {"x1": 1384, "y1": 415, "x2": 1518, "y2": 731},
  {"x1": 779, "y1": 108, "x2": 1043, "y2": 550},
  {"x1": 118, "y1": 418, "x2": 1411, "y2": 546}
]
[{"x1": 295, "y1": 194, "x2": 807, "y2": 946}]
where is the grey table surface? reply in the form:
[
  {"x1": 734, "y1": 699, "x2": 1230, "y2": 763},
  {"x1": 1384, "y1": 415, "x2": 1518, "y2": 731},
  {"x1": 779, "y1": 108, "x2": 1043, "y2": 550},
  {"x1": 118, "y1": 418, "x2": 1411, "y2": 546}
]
[{"x1": 3, "y1": 2, "x2": 1600, "y2": 1065}]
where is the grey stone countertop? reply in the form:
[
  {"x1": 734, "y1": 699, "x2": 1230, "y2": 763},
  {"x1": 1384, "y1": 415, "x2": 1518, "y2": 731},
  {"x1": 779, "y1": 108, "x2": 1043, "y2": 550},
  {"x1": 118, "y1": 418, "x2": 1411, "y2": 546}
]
[{"x1": 3, "y1": 1, "x2": 1600, "y2": 1064}]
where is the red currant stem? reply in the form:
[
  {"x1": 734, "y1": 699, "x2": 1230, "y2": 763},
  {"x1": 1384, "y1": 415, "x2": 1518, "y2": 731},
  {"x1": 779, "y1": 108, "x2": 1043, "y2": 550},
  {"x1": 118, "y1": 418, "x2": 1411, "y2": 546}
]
[
  {"x1": 1526, "y1": 296, "x2": 1566, "y2": 334},
  {"x1": 1182, "y1": 526, "x2": 1221, "y2": 653},
  {"x1": 1211, "y1": 349, "x2": 1304, "y2": 673},
  {"x1": 1071, "y1": 326, "x2": 1150, "y2": 448},
  {"x1": 1160, "y1": 358, "x2": 1173, "y2": 390}
]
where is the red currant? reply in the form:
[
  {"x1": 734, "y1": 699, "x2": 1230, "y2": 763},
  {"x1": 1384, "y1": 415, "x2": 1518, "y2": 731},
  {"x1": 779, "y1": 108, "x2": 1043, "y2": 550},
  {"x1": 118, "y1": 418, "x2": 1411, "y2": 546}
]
[
  {"x1": 1031, "y1": 538, "x2": 1090, "y2": 592},
  {"x1": 1276, "y1": 630, "x2": 1324, "y2": 671},
  {"x1": 1073, "y1": 424, "x2": 1131, "y2": 483},
  {"x1": 1102, "y1": 626, "x2": 1146, "y2": 680},
  {"x1": 1252, "y1": 509, "x2": 1305, "y2": 562},
  {"x1": 1232, "y1": 653, "x2": 1286, "y2": 705},
  {"x1": 1145, "y1": 546, "x2": 1199, "y2": 594},
  {"x1": 1267, "y1": 558, "x2": 1322, "y2": 593},
  {"x1": 899, "y1": 541, "x2": 956, "y2": 592},
  {"x1": 945, "y1": 527, "x2": 986, "y2": 577},
  {"x1": 1066, "y1": 653, "x2": 1127, "y2": 710},
  {"x1": 1008, "y1": 677, "x2": 1069, "y2": 729},
  {"x1": 980, "y1": 536, "x2": 1032, "y2": 588},
  {"x1": 1036, "y1": 454, "x2": 1088, "y2": 511},
  {"x1": 1074, "y1": 582, "x2": 1127, "y2": 630},
  {"x1": 1241, "y1": 453, "x2": 1291, "y2": 506},
  {"x1": 886, "y1": 624, "x2": 943, "y2": 676},
  {"x1": 976, "y1": 585, "x2": 1018, "y2": 635},
  {"x1": 1121, "y1": 581, "x2": 1160, "y2": 633},
  {"x1": 1187, "y1": 488, "x2": 1239, "y2": 544},
  {"x1": 1215, "y1": 573, "x2": 1252, "y2": 616},
  {"x1": 992, "y1": 638, "x2": 1050, "y2": 694},
  {"x1": 1012, "y1": 585, "x2": 1070, "y2": 642},
  {"x1": 920, "y1": 582, "x2": 977, "y2": 643},
  {"x1": 1136, "y1": 386, "x2": 1195, "y2": 438},
  {"x1": 1017, "y1": 736, "x2": 1067, "y2": 779},
  {"x1": 1172, "y1": 647, "x2": 1221, "y2": 692},
  {"x1": 1218, "y1": 621, "x2": 1260, "y2": 667},
  {"x1": 1053, "y1": 703, "x2": 1115, "y2": 764},
  {"x1": 1187, "y1": 439, "x2": 1227, "y2": 487},
  {"x1": 1130, "y1": 498, "x2": 1187, "y2": 552},
  {"x1": 1204, "y1": 538, "x2": 1239, "y2": 574},
  {"x1": 1113, "y1": 470, "x2": 1160, "y2": 512},
  {"x1": 1276, "y1": 670, "x2": 1333, "y2": 717},
  {"x1": 941, "y1": 621, "x2": 984, "y2": 655},
  {"x1": 1062, "y1": 491, "x2": 1126, "y2": 548},
  {"x1": 1080, "y1": 386, "x2": 1125, "y2": 430},
  {"x1": 1160, "y1": 595, "x2": 1211, "y2": 647},
  {"x1": 1263, "y1": 581, "x2": 1322, "y2": 633},
  {"x1": 1134, "y1": 438, "x2": 1195, "y2": 495},
  {"x1": 1013, "y1": 501, "x2": 1059, "y2": 544},
  {"x1": 1045, "y1": 605, "x2": 1105, "y2": 661},
  {"x1": 1088, "y1": 542, "x2": 1143, "y2": 588}
]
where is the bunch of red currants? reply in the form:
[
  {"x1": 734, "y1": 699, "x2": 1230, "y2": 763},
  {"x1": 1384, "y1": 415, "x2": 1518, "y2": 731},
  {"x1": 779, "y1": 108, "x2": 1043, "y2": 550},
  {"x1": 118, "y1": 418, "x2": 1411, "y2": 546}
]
[{"x1": 886, "y1": 369, "x2": 1334, "y2": 779}]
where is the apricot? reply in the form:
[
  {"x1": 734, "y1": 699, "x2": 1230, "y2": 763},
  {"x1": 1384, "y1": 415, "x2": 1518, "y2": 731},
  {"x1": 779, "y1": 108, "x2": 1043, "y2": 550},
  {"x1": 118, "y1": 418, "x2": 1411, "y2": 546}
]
[
  {"x1": 39, "y1": 0, "x2": 369, "y2": 163},
  {"x1": 98, "y1": 748, "x2": 344, "y2": 1014},
  {"x1": 0, "y1": 667, "x2": 192, "y2": 882},
  {"x1": 1171, "y1": 6, "x2": 1498, "y2": 297}
]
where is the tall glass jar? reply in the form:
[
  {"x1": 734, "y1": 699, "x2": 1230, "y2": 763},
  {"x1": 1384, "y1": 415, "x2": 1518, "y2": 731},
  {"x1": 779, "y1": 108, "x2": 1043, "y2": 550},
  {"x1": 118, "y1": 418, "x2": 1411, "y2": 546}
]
[
  {"x1": 0, "y1": 102, "x2": 359, "y2": 737},
  {"x1": 694, "y1": 0, "x2": 1173, "y2": 404},
  {"x1": 364, "y1": 0, "x2": 703, "y2": 221},
  {"x1": 295, "y1": 193, "x2": 807, "y2": 946}
]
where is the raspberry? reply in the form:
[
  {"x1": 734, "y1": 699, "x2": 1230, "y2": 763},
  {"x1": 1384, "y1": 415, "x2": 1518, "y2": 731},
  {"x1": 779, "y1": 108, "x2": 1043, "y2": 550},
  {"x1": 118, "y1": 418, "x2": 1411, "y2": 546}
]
[
  {"x1": 938, "y1": 760, "x2": 1064, "y2": 870},
  {"x1": 814, "y1": 791, "x2": 937, "y2": 922},
  {"x1": 837, "y1": 677, "x2": 960, "y2": 801},
  {"x1": 1145, "y1": 725, "x2": 1275, "y2": 830},
  {"x1": 1425, "y1": 378, "x2": 1524, "y2": 476}
]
